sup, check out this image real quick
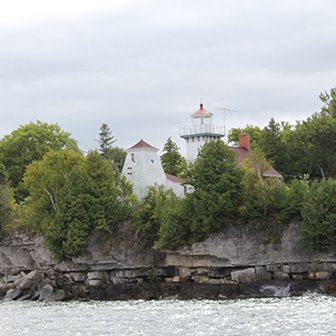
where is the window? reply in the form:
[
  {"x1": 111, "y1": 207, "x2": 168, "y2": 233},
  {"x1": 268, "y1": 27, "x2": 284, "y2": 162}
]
[{"x1": 131, "y1": 153, "x2": 135, "y2": 163}]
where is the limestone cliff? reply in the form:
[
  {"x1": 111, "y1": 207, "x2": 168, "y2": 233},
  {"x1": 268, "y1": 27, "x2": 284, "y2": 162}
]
[{"x1": 0, "y1": 220, "x2": 335, "y2": 301}]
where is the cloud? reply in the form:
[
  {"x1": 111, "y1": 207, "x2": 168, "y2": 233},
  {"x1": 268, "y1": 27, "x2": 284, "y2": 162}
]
[{"x1": 0, "y1": 0, "x2": 336, "y2": 153}]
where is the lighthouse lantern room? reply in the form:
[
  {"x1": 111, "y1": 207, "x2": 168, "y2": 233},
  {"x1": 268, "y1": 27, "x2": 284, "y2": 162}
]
[{"x1": 179, "y1": 104, "x2": 225, "y2": 161}]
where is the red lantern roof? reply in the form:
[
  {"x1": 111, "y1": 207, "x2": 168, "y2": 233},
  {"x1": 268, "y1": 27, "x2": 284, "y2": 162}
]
[{"x1": 191, "y1": 103, "x2": 213, "y2": 118}]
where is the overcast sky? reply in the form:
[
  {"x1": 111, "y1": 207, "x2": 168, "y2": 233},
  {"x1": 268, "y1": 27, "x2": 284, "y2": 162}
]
[{"x1": 1, "y1": 0, "x2": 335, "y2": 154}]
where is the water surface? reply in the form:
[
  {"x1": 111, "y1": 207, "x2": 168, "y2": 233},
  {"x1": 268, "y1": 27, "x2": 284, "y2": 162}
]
[{"x1": 1, "y1": 295, "x2": 335, "y2": 335}]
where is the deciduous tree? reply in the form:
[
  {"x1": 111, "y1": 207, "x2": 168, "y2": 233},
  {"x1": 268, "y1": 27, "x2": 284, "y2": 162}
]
[{"x1": 0, "y1": 121, "x2": 78, "y2": 202}]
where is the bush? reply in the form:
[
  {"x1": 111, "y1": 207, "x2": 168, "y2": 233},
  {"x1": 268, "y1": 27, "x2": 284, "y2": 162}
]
[{"x1": 301, "y1": 179, "x2": 336, "y2": 251}]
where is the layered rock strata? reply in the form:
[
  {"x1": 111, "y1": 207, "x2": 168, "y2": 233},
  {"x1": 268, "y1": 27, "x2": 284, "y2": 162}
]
[{"x1": 0, "y1": 221, "x2": 335, "y2": 300}]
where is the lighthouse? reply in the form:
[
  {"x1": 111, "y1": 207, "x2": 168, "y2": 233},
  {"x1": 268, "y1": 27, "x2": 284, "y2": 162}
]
[{"x1": 179, "y1": 104, "x2": 225, "y2": 161}]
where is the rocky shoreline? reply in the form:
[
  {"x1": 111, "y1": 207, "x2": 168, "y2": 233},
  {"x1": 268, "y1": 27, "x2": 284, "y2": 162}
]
[
  {"x1": 1, "y1": 262, "x2": 336, "y2": 301},
  {"x1": 0, "y1": 220, "x2": 335, "y2": 301}
]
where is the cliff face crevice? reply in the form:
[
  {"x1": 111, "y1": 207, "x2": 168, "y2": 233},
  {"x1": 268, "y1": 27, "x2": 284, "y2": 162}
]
[{"x1": 0, "y1": 220, "x2": 335, "y2": 301}]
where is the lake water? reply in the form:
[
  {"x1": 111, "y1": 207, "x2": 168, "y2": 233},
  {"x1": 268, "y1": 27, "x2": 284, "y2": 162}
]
[{"x1": 1, "y1": 295, "x2": 336, "y2": 335}]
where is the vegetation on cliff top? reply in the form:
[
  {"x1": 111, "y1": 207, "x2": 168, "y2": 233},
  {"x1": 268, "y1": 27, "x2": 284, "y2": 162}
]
[{"x1": 0, "y1": 89, "x2": 336, "y2": 258}]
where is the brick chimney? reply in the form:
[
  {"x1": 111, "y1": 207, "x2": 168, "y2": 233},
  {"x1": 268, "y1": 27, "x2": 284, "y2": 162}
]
[{"x1": 239, "y1": 133, "x2": 251, "y2": 151}]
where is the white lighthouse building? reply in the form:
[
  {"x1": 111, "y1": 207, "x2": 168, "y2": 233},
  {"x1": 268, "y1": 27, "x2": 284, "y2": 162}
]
[
  {"x1": 122, "y1": 139, "x2": 185, "y2": 199},
  {"x1": 179, "y1": 103, "x2": 225, "y2": 161}
]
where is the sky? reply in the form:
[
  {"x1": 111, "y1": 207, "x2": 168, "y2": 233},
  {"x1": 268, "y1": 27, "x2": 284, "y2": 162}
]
[{"x1": 0, "y1": 0, "x2": 336, "y2": 154}]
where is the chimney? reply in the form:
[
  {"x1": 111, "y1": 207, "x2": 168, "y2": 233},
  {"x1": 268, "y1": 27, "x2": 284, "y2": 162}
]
[{"x1": 239, "y1": 133, "x2": 251, "y2": 151}]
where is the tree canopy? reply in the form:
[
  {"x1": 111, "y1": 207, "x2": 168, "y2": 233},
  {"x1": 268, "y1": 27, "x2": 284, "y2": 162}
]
[
  {"x1": 0, "y1": 163, "x2": 14, "y2": 233},
  {"x1": 301, "y1": 179, "x2": 336, "y2": 251},
  {"x1": 0, "y1": 121, "x2": 78, "y2": 201},
  {"x1": 160, "y1": 137, "x2": 187, "y2": 176},
  {"x1": 23, "y1": 149, "x2": 135, "y2": 260}
]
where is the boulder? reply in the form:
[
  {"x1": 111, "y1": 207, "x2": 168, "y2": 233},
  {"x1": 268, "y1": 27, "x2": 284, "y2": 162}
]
[
  {"x1": 273, "y1": 271, "x2": 290, "y2": 280},
  {"x1": 3, "y1": 288, "x2": 23, "y2": 301},
  {"x1": 16, "y1": 270, "x2": 44, "y2": 290},
  {"x1": 66, "y1": 272, "x2": 86, "y2": 282},
  {"x1": 87, "y1": 271, "x2": 105, "y2": 280},
  {"x1": 51, "y1": 289, "x2": 66, "y2": 301},
  {"x1": 290, "y1": 263, "x2": 311, "y2": 274},
  {"x1": 88, "y1": 279, "x2": 104, "y2": 287},
  {"x1": 231, "y1": 268, "x2": 256, "y2": 283},
  {"x1": 17, "y1": 293, "x2": 32, "y2": 301},
  {"x1": 308, "y1": 271, "x2": 332, "y2": 280},
  {"x1": 38, "y1": 284, "x2": 53, "y2": 301}
]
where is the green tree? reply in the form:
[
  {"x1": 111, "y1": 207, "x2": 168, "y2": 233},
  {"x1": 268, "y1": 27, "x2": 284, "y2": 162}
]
[
  {"x1": 155, "y1": 195, "x2": 191, "y2": 249},
  {"x1": 285, "y1": 178, "x2": 309, "y2": 218},
  {"x1": 133, "y1": 185, "x2": 179, "y2": 249},
  {"x1": 98, "y1": 123, "x2": 116, "y2": 158},
  {"x1": 23, "y1": 149, "x2": 135, "y2": 260},
  {"x1": 23, "y1": 150, "x2": 87, "y2": 258},
  {"x1": 85, "y1": 150, "x2": 134, "y2": 236},
  {"x1": 0, "y1": 121, "x2": 78, "y2": 202},
  {"x1": 258, "y1": 118, "x2": 291, "y2": 175},
  {"x1": 97, "y1": 123, "x2": 126, "y2": 173},
  {"x1": 239, "y1": 171, "x2": 288, "y2": 231},
  {"x1": 242, "y1": 148, "x2": 272, "y2": 177},
  {"x1": 160, "y1": 137, "x2": 187, "y2": 176},
  {"x1": 186, "y1": 140, "x2": 243, "y2": 238},
  {"x1": 301, "y1": 179, "x2": 336, "y2": 251},
  {"x1": 228, "y1": 125, "x2": 262, "y2": 147},
  {"x1": 320, "y1": 88, "x2": 336, "y2": 117},
  {"x1": 294, "y1": 112, "x2": 336, "y2": 179},
  {"x1": 0, "y1": 163, "x2": 14, "y2": 233},
  {"x1": 108, "y1": 147, "x2": 127, "y2": 173}
]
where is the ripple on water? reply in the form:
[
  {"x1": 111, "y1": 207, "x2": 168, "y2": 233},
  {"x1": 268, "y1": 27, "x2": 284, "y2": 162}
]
[{"x1": 0, "y1": 296, "x2": 336, "y2": 336}]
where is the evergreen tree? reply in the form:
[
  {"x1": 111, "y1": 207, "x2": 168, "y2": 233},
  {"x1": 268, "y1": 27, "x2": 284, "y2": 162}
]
[
  {"x1": 97, "y1": 123, "x2": 126, "y2": 173},
  {"x1": 98, "y1": 123, "x2": 116, "y2": 158},
  {"x1": 259, "y1": 118, "x2": 290, "y2": 175},
  {"x1": 160, "y1": 137, "x2": 187, "y2": 176},
  {"x1": 301, "y1": 179, "x2": 336, "y2": 251},
  {"x1": 186, "y1": 140, "x2": 243, "y2": 238}
]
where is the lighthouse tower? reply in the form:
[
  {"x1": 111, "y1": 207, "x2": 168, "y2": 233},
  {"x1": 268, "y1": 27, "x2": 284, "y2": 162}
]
[
  {"x1": 122, "y1": 139, "x2": 167, "y2": 199},
  {"x1": 179, "y1": 104, "x2": 225, "y2": 161}
]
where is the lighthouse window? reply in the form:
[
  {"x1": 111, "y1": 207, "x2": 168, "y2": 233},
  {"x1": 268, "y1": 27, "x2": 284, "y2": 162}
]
[
  {"x1": 201, "y1": 118, "x2": 204, "y2": 125},
  {"x1": 131, "y1": 153, "x2": 135, "y2": 163},
  {"x1": 197, "y1": 136, "x2": 200, "y2": 141},
  {"x1": 192, "y1": 137, "x2": 194, "y2": 142},
  {"x1": 150, "y1": 157, "x2": 155, "y2": 164}
]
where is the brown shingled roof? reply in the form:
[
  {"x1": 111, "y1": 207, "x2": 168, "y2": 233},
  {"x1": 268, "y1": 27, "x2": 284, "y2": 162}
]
[
  {"x1": 229, "y1": 146, "x2": 282, "y2": 178},
  {"x1": 165, "y1": 173, "x2": 186, "y2": 184},
  {"x1": 128, "y1": 139, "x2": 158, "y2": 151}
]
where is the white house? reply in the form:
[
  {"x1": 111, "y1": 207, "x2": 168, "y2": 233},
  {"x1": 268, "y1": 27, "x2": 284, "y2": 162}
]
[
  {"x1": 179, "y1": 103, "x2": 225, "y2": 162},
  {"x1": 121, "y1": 139, "x2": 185, "y2": 199}
]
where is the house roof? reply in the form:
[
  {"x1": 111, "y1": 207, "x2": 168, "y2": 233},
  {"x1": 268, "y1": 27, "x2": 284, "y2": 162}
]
[
  {"x1": 127, "y1": 139, "x2": 158, "y2": 151},
  {"x1": 229, "y1": 146, "x2": 282, "y2": 178},
  {"x1": 191, "y1": 103, "x2": 213, "y2": 118},
  {"x1": 165, "y1": 173, "x2": 186, "y2": 184}
]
